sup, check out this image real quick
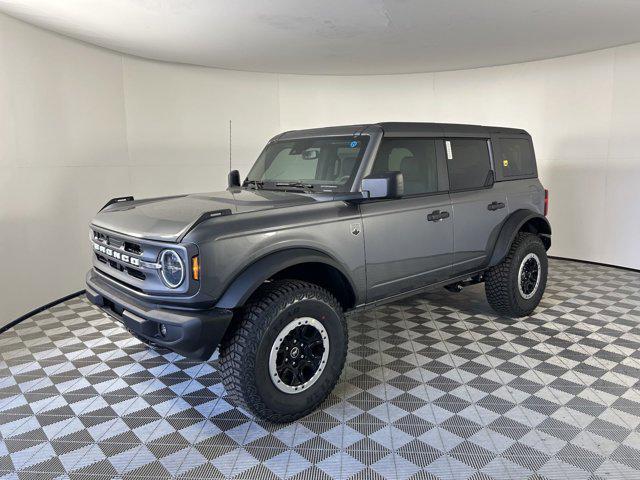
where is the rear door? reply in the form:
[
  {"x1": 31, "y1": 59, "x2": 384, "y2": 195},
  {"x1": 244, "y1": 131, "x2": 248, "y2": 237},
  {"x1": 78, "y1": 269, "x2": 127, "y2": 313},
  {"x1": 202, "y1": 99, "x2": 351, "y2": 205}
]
[
  {"x1": 493, "y1": 134, "x2": 545, "y2": 214},
  {"x1": 445, "y1": 138, "x2": 509, "y2": 275},
  {"x1": 361, "y1": 137, "x2": 453, "y2": 302}
]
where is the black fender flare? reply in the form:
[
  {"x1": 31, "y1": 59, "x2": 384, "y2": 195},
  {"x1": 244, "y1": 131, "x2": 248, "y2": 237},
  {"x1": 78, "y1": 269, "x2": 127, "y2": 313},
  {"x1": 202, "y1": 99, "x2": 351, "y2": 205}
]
[
  {"x1": 214, "y1": 248, "x2": 359, "y2": 309},
  {"x1": 488, "y1": 209, "x2": 552, "y2": 268}
]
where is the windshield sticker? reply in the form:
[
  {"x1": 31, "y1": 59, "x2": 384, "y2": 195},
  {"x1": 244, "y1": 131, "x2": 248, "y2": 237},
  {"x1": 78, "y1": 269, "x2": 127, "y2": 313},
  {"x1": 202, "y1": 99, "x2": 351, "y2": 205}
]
[{"x1": 350, "y1": 140, "x2": 359, "y2": 148}]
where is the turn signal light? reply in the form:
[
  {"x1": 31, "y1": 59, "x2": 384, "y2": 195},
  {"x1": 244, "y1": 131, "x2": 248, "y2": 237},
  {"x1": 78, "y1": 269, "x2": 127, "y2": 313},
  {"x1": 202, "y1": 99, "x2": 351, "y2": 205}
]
[
  {"x1": 544, "y1": 189, "x2": 549, "y2": 216},
  {"x1": 192, "y1": 256, "x2": 200, "y2": 281}
]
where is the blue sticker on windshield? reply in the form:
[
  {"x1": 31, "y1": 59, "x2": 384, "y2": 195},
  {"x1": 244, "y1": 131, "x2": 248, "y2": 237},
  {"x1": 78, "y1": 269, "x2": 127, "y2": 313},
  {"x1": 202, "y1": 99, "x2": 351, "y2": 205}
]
[{"x1": 350, "y1": 140, "x2": 359, "y2": 148}]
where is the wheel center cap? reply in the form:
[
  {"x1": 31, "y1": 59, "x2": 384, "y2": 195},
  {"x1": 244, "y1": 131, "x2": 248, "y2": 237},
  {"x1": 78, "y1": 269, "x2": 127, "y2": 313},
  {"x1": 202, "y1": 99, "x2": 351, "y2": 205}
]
[{"x1": 289, "y1": 346, "x2": 300, "y2": 358}]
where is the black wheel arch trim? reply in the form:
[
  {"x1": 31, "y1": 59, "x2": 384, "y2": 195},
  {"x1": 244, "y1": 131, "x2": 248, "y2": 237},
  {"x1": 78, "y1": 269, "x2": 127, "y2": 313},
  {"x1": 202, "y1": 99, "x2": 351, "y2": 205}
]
[
  {"x1": 214, "y1": 248, "x2": 360, "y2": 310},
  {"x1": 488, "y1": 209, "x2": 551, "y2": 268}
]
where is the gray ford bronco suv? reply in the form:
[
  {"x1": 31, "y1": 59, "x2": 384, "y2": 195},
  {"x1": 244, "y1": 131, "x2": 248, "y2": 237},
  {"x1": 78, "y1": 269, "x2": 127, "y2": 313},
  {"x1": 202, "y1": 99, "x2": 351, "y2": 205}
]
[{"x1": 86, "y1": 122, "x2": 551, "y2": 422}]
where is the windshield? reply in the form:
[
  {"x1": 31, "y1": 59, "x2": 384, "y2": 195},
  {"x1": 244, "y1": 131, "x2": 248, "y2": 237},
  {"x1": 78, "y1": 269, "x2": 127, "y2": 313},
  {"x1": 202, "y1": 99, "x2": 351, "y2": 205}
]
[{"x1": 245, "y1": 136, "x2": 369, "y2": 192}]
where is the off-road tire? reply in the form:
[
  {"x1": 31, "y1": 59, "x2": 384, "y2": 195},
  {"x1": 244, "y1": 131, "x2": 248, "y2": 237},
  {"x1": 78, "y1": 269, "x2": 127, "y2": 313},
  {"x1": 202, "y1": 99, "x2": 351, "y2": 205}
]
[
  {"x1": 485, "y1": 232, "x2": 547, "y2": 317},
  {"x1": 218, "y1": 280, "x2": 348, "y2": 423}
]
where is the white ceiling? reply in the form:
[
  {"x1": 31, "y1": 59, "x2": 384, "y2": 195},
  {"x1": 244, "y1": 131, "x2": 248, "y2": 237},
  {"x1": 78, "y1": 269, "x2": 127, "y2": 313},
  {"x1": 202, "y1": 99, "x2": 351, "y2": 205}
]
[{"x1": 2, "y1": 0, "x2": 640, "y2": 75}]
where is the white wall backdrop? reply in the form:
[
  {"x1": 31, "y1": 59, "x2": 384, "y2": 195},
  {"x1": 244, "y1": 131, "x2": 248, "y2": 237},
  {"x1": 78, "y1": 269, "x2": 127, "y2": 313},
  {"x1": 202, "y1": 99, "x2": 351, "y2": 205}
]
[
  {"x1": 0, "y1": 14, "x2": 281, "y2": 324},
  {"x1": 279, "y1": 46, "x2": 640, "y2": 272},
  {"x1": 0, "y1": 14, "x2": 129, "y2": 324},
  {"x1": 2, "y1": 12, "x2": 640, "y2": 326},
  {"x1": 122, "y1": 58, "x2": 280, "y2": 197}
]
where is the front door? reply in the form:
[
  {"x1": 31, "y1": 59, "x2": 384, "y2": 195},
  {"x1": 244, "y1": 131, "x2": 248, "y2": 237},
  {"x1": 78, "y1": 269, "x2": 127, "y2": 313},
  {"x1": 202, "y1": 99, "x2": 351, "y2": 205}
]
[{"x1": 361, "y1": 137, "x2": 453, "y2": 302}]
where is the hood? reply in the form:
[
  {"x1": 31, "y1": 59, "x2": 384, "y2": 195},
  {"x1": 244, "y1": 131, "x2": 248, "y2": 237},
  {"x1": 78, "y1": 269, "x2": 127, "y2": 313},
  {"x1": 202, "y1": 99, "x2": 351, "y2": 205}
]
[{"x1": 91, "y1": 189, "x2": 327, "y2": 242}]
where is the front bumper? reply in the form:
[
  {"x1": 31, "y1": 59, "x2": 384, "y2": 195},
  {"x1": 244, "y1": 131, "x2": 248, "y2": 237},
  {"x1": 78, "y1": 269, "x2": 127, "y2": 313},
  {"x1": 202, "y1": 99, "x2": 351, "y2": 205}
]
[{"x1": 85, "y1": 270, "x2": 233, "y2": 361}]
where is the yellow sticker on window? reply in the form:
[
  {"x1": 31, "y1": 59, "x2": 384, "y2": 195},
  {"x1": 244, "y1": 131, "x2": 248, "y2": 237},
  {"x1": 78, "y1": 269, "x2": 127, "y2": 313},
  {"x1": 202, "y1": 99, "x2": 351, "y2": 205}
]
[{"x1": 503, "y1": 159, "x2": 509, "y2": 167}]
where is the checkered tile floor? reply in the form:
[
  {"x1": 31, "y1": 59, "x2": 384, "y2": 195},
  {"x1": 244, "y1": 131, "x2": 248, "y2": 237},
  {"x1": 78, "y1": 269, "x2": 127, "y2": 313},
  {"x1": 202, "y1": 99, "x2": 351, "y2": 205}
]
[{"x1": 2, "y1": 259, "x2": 640, "y2": 479}]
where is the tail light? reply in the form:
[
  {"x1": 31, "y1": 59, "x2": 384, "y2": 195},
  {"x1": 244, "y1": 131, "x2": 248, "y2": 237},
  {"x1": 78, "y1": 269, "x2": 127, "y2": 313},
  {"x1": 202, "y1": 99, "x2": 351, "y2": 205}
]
[{"x1": 544, "y1": 189, "x2": 549, "y2": 216}]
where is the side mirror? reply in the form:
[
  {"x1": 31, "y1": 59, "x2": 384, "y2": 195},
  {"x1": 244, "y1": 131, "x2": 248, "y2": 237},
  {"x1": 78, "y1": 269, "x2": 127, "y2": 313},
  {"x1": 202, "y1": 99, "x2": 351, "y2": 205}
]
[
  {"x1": 228, "y1": 170, "x2": 241, "y2": 188},
  {"x1": 361, "y1": 171, "x2": 404, "y2": 199}
]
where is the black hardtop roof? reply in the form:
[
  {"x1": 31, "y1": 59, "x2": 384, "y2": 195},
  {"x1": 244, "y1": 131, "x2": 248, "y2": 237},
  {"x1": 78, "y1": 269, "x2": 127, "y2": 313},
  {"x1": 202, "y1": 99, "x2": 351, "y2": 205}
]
[
  {"x1": 276, "y1": 122, "x2": 529, "y2": 141},
  {"x1": 376, "y1": 122, "x2": 528, "y2": 136}
]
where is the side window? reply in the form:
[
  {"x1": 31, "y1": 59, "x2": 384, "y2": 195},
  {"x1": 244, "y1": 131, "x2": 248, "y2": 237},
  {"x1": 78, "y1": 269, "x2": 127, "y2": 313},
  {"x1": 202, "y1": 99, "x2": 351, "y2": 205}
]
[
  {"x1": 371, "y1": 138, "x2": 439, "y2": 195},
  {"x1": 445, "y1": 138, "x2": 492, "y2": 191},
  {"x1": 499, "y1": 138, "x2": 535, "y2": 177}
]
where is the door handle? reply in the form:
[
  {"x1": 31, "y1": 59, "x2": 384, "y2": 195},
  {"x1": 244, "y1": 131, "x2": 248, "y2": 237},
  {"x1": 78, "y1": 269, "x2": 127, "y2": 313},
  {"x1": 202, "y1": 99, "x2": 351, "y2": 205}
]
[
  {"x1": 427, "y1": 210, "x2": 450, "y2": 222},
  {"x1": 487, "y1": 201, "x2": 505, "y2": 211}
]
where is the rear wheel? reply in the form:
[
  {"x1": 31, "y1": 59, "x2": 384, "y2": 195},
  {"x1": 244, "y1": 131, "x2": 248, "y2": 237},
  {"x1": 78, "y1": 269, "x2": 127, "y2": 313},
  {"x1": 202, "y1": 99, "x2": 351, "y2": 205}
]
[
  {"x1": 218, "y1": 280, "x2": 347, "y2": 423},
  {"x1": 485, "y1": 232, "x2": 547, "y2": 317}
]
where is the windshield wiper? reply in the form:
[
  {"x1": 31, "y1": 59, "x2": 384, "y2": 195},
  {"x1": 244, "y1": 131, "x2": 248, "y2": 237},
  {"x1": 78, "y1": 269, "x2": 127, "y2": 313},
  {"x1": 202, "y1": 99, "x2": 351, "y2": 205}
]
[
  {"x1": 243, "y1": 180, "x2": 264, "y2": 190},
  {"x1": 275, "y1": 181, "x2": 315, "y2": 190}
]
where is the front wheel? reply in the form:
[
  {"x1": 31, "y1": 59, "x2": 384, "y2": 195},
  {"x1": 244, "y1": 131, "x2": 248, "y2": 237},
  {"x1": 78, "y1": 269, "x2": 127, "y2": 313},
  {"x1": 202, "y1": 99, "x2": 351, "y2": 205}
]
[
  {"x1": 485, "y1": 232, "x2": 548, "y2": 317},
  {"x1": 218, "y1": 280, "x2": 347, "y2": 423}
]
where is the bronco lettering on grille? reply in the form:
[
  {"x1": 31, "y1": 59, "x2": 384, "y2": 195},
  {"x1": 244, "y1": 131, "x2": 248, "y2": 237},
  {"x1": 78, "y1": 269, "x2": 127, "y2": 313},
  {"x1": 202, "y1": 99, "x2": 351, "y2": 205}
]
[{"x1": 93, "y1": 242, "x2": 140, "y2": 266}]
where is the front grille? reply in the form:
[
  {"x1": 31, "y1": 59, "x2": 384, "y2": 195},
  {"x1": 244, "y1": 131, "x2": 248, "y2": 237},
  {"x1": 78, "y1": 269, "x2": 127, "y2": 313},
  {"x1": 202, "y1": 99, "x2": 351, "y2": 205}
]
[
  {"x1": 95, "y1": 252, "x2": 146, "y2": 281},
  {"x1": 93, "y1": 229, "x2": 145, "y2": 283},
  {"x1": 91, "y1": 225, "x2": 195, "y2": 297}
]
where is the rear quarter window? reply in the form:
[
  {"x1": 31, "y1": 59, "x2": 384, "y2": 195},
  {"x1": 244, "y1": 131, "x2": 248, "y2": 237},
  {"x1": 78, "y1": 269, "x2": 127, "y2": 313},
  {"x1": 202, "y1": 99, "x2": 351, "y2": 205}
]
[
  {"x1": 446, "y1": 138, "x2": 492, "y2": 191},
  {"x1": 499, "y1": 138, "x2": 536, "y2": 177}
]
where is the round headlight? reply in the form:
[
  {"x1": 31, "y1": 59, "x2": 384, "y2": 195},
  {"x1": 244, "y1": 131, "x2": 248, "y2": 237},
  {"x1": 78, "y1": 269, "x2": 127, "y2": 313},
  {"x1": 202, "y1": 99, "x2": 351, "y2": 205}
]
[{"x1": 159, "y1": 250, "x2": 185, "y2": 288}]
